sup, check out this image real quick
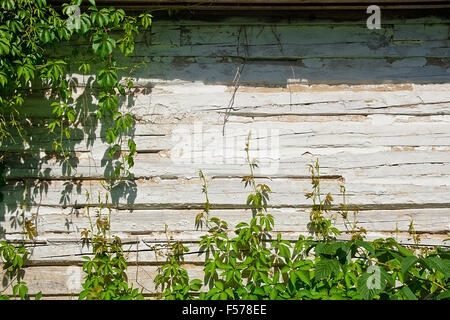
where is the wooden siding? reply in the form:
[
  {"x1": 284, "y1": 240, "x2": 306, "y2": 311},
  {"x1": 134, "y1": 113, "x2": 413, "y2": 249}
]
[{"x1": 1, "y1": 13, "x2": 450, "y2": 298}]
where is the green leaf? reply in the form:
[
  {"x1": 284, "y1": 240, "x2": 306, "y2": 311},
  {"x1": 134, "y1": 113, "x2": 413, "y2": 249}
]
[
  {"x1": 420, "y1": 256, "x2": 450, "y2": 277},
  {"x1": 75, "y1": 14, "x2": 92, "y2": 34},
  {"x1": 315, "y1": 258, "x2": 340, "y2": 280},
  {"x1": 224, "y1": 288, "x2": 234, "y2": 299},
  {"x1": 296, "y1": 270, "x2": 311, "y2": 286},
  {"x1": 106, "y1": 129, "x2": 117, "y2": 144},
  {"x1": 253, "y1": 286, "x2": 265, "y2": 296},
  {"x1": 140, "y1": 13, "x2": 153, "y2": 29},
  {"x1": 246, "y1": 194, "x2": 254, "y2": 206},
  {"x1": 78, "y1": 63, "x2": 91, "y2": 74},
  {"x1": 355, "y1": 240, "x2": 375, "y2": 255},
  {"x1": 99, "y1": 94, "x2": 118, "y2": 111},
  {"x1": 67, "y1": 110, "x2": 76, "y2": 123},
  {"x1": 38, "y1": 28, "x2": 54, "y2": 44},
  {"x1": 380, "y1": 268, "x2": 395, "y2": 287},
  {"x1": 189, "y1": 280, "x2": 201, "y2": 291},
  {"x1": 436, "y1": 290, "x2": 450, "y2": 300},
  {"x1": 396, "y1": 244, "x2": 414, "y2": 257},
  {"x1": 0, "y1": 38, "x2": 10, "y2": 55},
  {"x1": 269, "y1": 288, "x2": 278, "y2": 300},
  {"x1": 214, "y1": 280, "x2": 224, "y2": 291},
  {"x1": 92, "y1": 33, "x2": 116, "y2": 58},
  {"x1": 401, "y1": 285, "x2": 417, "y2": 300}
]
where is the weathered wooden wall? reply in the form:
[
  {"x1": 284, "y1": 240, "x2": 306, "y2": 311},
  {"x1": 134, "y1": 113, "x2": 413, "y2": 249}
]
[{"x1": 1, "y1": 12, "x2": 450, "y2": 298}]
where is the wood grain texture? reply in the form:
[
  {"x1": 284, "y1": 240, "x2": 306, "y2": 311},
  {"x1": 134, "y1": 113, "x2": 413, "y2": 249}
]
[{"x1": 47, "y1": 1, "x2": 450, "y2": 12}]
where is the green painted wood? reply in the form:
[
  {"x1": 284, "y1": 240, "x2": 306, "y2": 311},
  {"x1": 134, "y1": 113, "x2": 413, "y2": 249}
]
[{"x1": 1, "y1": 15, "x2": 449, "y2": 294}]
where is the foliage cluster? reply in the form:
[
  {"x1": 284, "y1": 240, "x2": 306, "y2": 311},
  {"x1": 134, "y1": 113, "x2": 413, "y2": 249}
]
[
  {"x1": 78, "y1": 191, "x2": 143, "y2": 300},
  {"x1": 1, "y1": 135, "x2": 449, "y2": 300},
  {"x1": 0, "y1": 241, "x2": 41, "y2": 300},
  {"x1": 155, "y1": 135, "x2": 450, "y2": 301},
  {"x1": 0, "y1": 0, "x2": 152, "y2": 300}
]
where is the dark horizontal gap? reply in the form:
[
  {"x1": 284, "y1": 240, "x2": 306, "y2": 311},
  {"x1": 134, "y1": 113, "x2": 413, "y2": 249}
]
[
  {"x1": 56, "y1": 203, "x2": 450, "y2": 211},
  {"x1": 1, "y1": 174, "x2": 341, "y2": 183},
  {"x1": 22, "y1": 240, "x2": 450, "y2": 264},
  {"x1": 2, "y1": 292, "x2": 160, "y2": 297},
  {"x1": 229, "y1": 112, "x2": 450, "y2": 117},
  {"x1": 46, "y1": 2, "x2": 450, "y2": 21},
  {"x1": 5, "y1": 228, "x2": 449, "y2": 237},
  {"x1": 2, "y1": 202, "x2": 450, "y2": 212}
]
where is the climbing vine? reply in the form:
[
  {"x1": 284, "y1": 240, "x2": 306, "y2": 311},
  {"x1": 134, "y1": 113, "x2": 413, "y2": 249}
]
[{"x1": 0, "y1": 0, "x2": 152, "y2": 299}]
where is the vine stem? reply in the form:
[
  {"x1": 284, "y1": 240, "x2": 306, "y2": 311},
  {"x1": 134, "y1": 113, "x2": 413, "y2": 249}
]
[{"x1": 360, "y1": 255, "x2": 447, "y2": 291}]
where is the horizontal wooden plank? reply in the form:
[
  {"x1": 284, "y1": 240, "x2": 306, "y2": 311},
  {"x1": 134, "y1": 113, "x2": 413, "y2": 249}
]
[
  {"x1": 1, "y1": 232, "x2": 449, "y2": 296},
  {"x1": 43, "y1": 18, "x2": 449, "y2": 85},
  {"x1": 16, "y1": 84, "x2": 450, "y2": 119},
  {"x1": 2, "y1": 12, "x2": 450, "y2": 299},
  {"x1": 0, "y1": 264, "x2": 204, "y2": 296},
  {"x1": 1, "y1": 231, "x2": 448, "y2": 266},
  {"x1": 137, "y1": 57, "x2": 450, "y2": 84},
  {"x1": 174, "y1": 23, "x2": 447, "y2": 46},
  {"x1": 42, "y1": 15, "x2": 450, "y2": 29},
  {"x1": 130, "y1": 41, "x2": 450, "y2": 61},
  {"x1": 1, "y1": 234, "x2": 447, "y2": 268},
  {"x1": 2, "y1": 176, "x2": 450, "y2": 211},
  {"x1": 50, "y1": 56, "x2": 449, "y2": 86},
  {"x1": 0, "y1": 225, "x2": 447, "y2": 301},
  {"x1": 59, "y1": 38, "x2": 450, "y2": 62},
  {"x1": 80, "y1": 1, "x2": 450, "y2": 3}
]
